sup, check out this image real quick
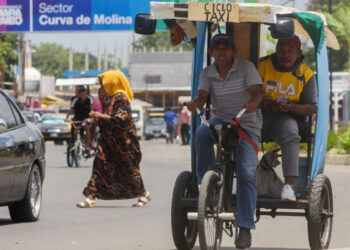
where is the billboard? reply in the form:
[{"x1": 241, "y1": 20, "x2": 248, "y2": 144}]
[
  {"x1": 0, "y1": 0, "x2": 154, "y2": 32},
  {"x1": 33, "y1": 0, "x2": 151, "y2": 31},
  {"x1": 0, "y1": 0, "x2": 30, "y2": 32}
]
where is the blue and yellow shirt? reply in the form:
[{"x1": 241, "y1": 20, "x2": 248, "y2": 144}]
[{"x1": 258, "y1": 54, "x2": 315, "y2": 104}]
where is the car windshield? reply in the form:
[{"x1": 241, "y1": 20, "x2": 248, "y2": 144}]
[
  {"x1": 148, "y1": 119, "x2": 164, "y2": 126},
  {"x1": 41, "y1": 115, "x2": 66, "y2": 124},
  {"x1": 23, "y1": 112, "x2": 35, "y2": 122}
]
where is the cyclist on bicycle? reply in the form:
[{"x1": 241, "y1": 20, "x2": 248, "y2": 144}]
[
  {"x1": 187, "y1": 33, "x2": 262, "y2": 249},
  {"x1": 65, "y1": 87, "x2": 93, "y2": 150}
]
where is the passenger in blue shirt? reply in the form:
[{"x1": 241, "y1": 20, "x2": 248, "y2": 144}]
[{"x1": 164, "y1": 108, "x2": 178, "y2": 143}]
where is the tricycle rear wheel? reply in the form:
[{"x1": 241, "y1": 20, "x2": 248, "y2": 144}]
[
  {"x1": 307, "y1": 174, "x2": 333, "y2": 250},
  {"x1": 171, "y1": 171, "x2": 199, "y2": 250}
]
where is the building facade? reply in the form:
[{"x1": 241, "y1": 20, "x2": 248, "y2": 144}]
[{"x1": 130, "y1": 51, "x2": 192, "y2": 107}]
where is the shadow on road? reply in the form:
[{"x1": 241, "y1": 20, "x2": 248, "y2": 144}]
[
  {"x1": 170, "y1": 247, "x2": 309, "y2": 250},
  {"x1": 0, "y1": 218, "x2": 14, "y2": 226},
  {"x1": 93, "y1": 206, "x2": 131, "y2": 209}
]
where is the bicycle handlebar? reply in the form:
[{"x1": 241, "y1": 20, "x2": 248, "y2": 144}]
[
  {"x1": 71, "y1": 119, "x2": 93, "y2": 129},
  {"x1": 183, "y1": 102, "x2": 246, "y2": 128}
]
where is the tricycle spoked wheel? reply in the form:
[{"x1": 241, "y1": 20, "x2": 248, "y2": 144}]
[
  {"x1": 67, "y1": 144, "x2": 74, "y2": 167},
  {"x1": 171, "y1": 171, "x2": 199, "y2": 250},
  {"x1": 307, "y1": 174, "x2": 333, "y2": 250},
  {"x1": 198, "y1": 170, "x2": 223, "y2": 250},
  {"x1": 74, "y1": 144, "x2": 82, "y2": 168}
]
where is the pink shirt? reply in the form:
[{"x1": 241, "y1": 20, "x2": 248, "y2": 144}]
[
  {"x1": 92, "y1": 98, "x2": 103, "y2": 112},
  {"x1": 180, "y1": 106, "x2": 191, "y2": 125}
]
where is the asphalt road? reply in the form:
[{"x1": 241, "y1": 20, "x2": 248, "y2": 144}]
[{"x1": 0, "y1": 140, "x2": 349, "y2": 250}]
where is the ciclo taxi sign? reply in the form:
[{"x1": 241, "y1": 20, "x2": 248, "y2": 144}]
[{"x1": 188, "y1": 3, "x2": 239, "y2": 24}]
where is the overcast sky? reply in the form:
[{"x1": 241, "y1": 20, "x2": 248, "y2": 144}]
[{"x1": 26, "y1": 0, "x2": 310, "y2": 67}]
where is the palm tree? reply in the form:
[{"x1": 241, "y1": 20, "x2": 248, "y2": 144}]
[{"x1": 322, "y1": 3, "x2": 350, "y2": 70}]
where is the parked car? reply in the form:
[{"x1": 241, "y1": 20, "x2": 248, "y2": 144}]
[
  {"x1": 0, "y1": 88, "x2": 46, "y2": 222},
  {"x1": 38, "y1": 113, "x2": 71, "y2": 145},
  {"x1": 144, "y1": 118, "x2": 167, "y2": 140},
  {"x1": 31, "y1": 108, "x2": 57, "y2": 119},
  {"x1": 22, "y1": 111, "x2": 40, "y2": 124}
]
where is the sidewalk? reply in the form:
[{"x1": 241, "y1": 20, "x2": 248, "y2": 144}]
[{"x1": 326, "y1": 154, "x2": 350, "y2": 165}]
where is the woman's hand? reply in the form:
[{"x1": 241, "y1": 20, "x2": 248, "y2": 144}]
[{"x1": 89, "y1": 111, "x2": 102, "y2": 119}]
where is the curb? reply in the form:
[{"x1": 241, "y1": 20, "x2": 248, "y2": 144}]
[{"x1": 325, "y1": 154, "x2": 350, "y2": 165}]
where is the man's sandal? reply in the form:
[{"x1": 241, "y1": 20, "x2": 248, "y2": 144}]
[
  {"x1": 76, "y1": 198, "x2": 96, "y2": 208},
  {"x1": 133, "y1": 191, "x2": 151, "y2": 207}
]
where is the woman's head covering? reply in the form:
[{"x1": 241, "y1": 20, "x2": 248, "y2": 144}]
[{"x1": 98, "y1": 70, "x2": 133, "y2": 101}]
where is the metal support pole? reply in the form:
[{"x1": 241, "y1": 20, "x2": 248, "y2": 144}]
[
  {"x1": 18, "y1": 34, "x2": 25, "y2": 95},
  {"x1": 329, "y1": 0, "x2": 334, "y2": 130},
  {"x1": 205, "y1": 23, "x2": 212, "y2": 120}
]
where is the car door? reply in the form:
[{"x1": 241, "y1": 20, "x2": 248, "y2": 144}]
[
  {"x1": 0, "y1": 92, "x2": 17, "y2": 203},
  {"x1": 8, "y1": 100, "x2": 33, "y2": 199}
]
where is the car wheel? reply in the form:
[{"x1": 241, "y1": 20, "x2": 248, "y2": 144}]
[{"x1": 8, "y1": 165, "x2": 42, "y2": 222}]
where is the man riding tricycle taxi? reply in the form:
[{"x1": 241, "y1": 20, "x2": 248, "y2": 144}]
[
  {"x1": 187, "y1": 33, "x2": 262, "y2": 249},
  {"x1": 187, "y1": 32, "x2": 317, "y2": 249}
]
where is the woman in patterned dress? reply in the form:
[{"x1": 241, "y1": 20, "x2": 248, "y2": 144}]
[{"x1": 76, "y1": 70, "x2": 151, "y2": 208}]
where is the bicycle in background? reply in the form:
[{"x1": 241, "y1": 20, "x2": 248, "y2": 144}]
[{"x1": 66, "y1": 119, "x2": 95, "y2": 167}]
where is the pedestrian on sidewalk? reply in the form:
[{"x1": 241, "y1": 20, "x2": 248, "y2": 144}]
[
  {"x1": 164, "y1": 107, "x2": 178, "y2": 143},
  {"x1": 179, "y1": 105, "x2": 191, "y2": 145},
  {"x1": 76, "y1": 70, "x2": 151, "y2": 208}
]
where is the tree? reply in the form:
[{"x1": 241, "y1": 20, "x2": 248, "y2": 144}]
[
  {"x1": 32, "y1": 43, "x2": 117, "y2": 78},
  {"x1": 133, "y1": 31, "x2": 193, "y2": 52},
  {"x1": 0, "y1": 34, "x2": 18, "y2": 81},
  {"x1": 32, "y1": 43, "x2": 69, "y2": 78},
  {"x1": 307, "y1": 1, "x2": 350, "y2": 71},
  {"x1": 72, "y1": 52, "x2": 98, "y2": 71},
  {"x1": 307, "y1": 0, "x2": 350, "y2": 11},
  {"x1": 323, "y1": 3, "x2": 350, "y2": 71}
]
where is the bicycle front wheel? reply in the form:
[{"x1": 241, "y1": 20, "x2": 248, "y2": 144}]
[
  {"x1": 198, "y1": 170, "x2": 223, "y2": 250},
  {"x1": 66, "y1": 144, "x2": 74, "y2": 167},
  {"x1": 74, "y1": 143, "x2": 82, "y2": 168}
]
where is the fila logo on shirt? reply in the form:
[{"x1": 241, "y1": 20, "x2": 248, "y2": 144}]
[{"x1": 265, "y1": 81, "x2": 296, "y2": 96}]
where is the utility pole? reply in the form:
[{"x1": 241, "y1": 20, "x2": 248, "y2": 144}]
[
  {"x1": 18, "y1": 34, "x2": 25, "y2": 95},
  {"x1": 104, "y1": 45, "x2": 108, "y2": 70},
  {"x1": 97, "y1": 40, "x2": 101, "y2": 71},
  {"x1": 69, "y1": 47, "x2": 73, "y2": 71},
  {"x1": 114, "y1": 44, "x2": 118, "y2": 70},
  {"x1": 85, "y1": 47, "x2": 89, "y2": 71}
]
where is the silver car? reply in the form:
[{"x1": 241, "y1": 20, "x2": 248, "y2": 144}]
[{"x1": 144, "y1": 118, "x2": 167, "y2": 140}]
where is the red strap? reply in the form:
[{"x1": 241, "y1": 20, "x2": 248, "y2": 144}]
[
  {"x1": 237, "y1": 128, "x2": 259, "y2": 154},
  {"x1": 230, "y1": 117, "x2": 258, "y2": 154}
]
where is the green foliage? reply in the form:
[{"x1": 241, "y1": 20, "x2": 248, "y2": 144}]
[
  {"x1": 0, "y1": 34, "x2": 18, "y2": 81},
  {"x1": 32, "y1": 43, "x2": 115, "y2": 77},
  {"x1": 32, "y1": 43, "x2": 69, "y2": 77},
  {"x1": 133, "y1": 31, "x2": 193, "y2": 52},
  {"x1": 308, "y1": 1, "x2": 350, "y2": 71},
  {"x1": 327, "y1": 127, "x2": 350, "y2": 154},
  {"x1": 327, "y1": 130, "x2": 340, "y2": 150}
]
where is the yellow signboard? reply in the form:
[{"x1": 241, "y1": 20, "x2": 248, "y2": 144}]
[{"x1": 188, "y1": 3, "x2": 239, "y2": 24}]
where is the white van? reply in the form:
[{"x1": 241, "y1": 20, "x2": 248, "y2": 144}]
[{"x1": 131, "y1": 105, "x2": 144, "y2": 139}]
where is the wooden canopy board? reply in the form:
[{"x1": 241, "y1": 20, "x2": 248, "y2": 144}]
[{"x1": 150, "y1": 2, "x2": 340, "y2": 50}]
